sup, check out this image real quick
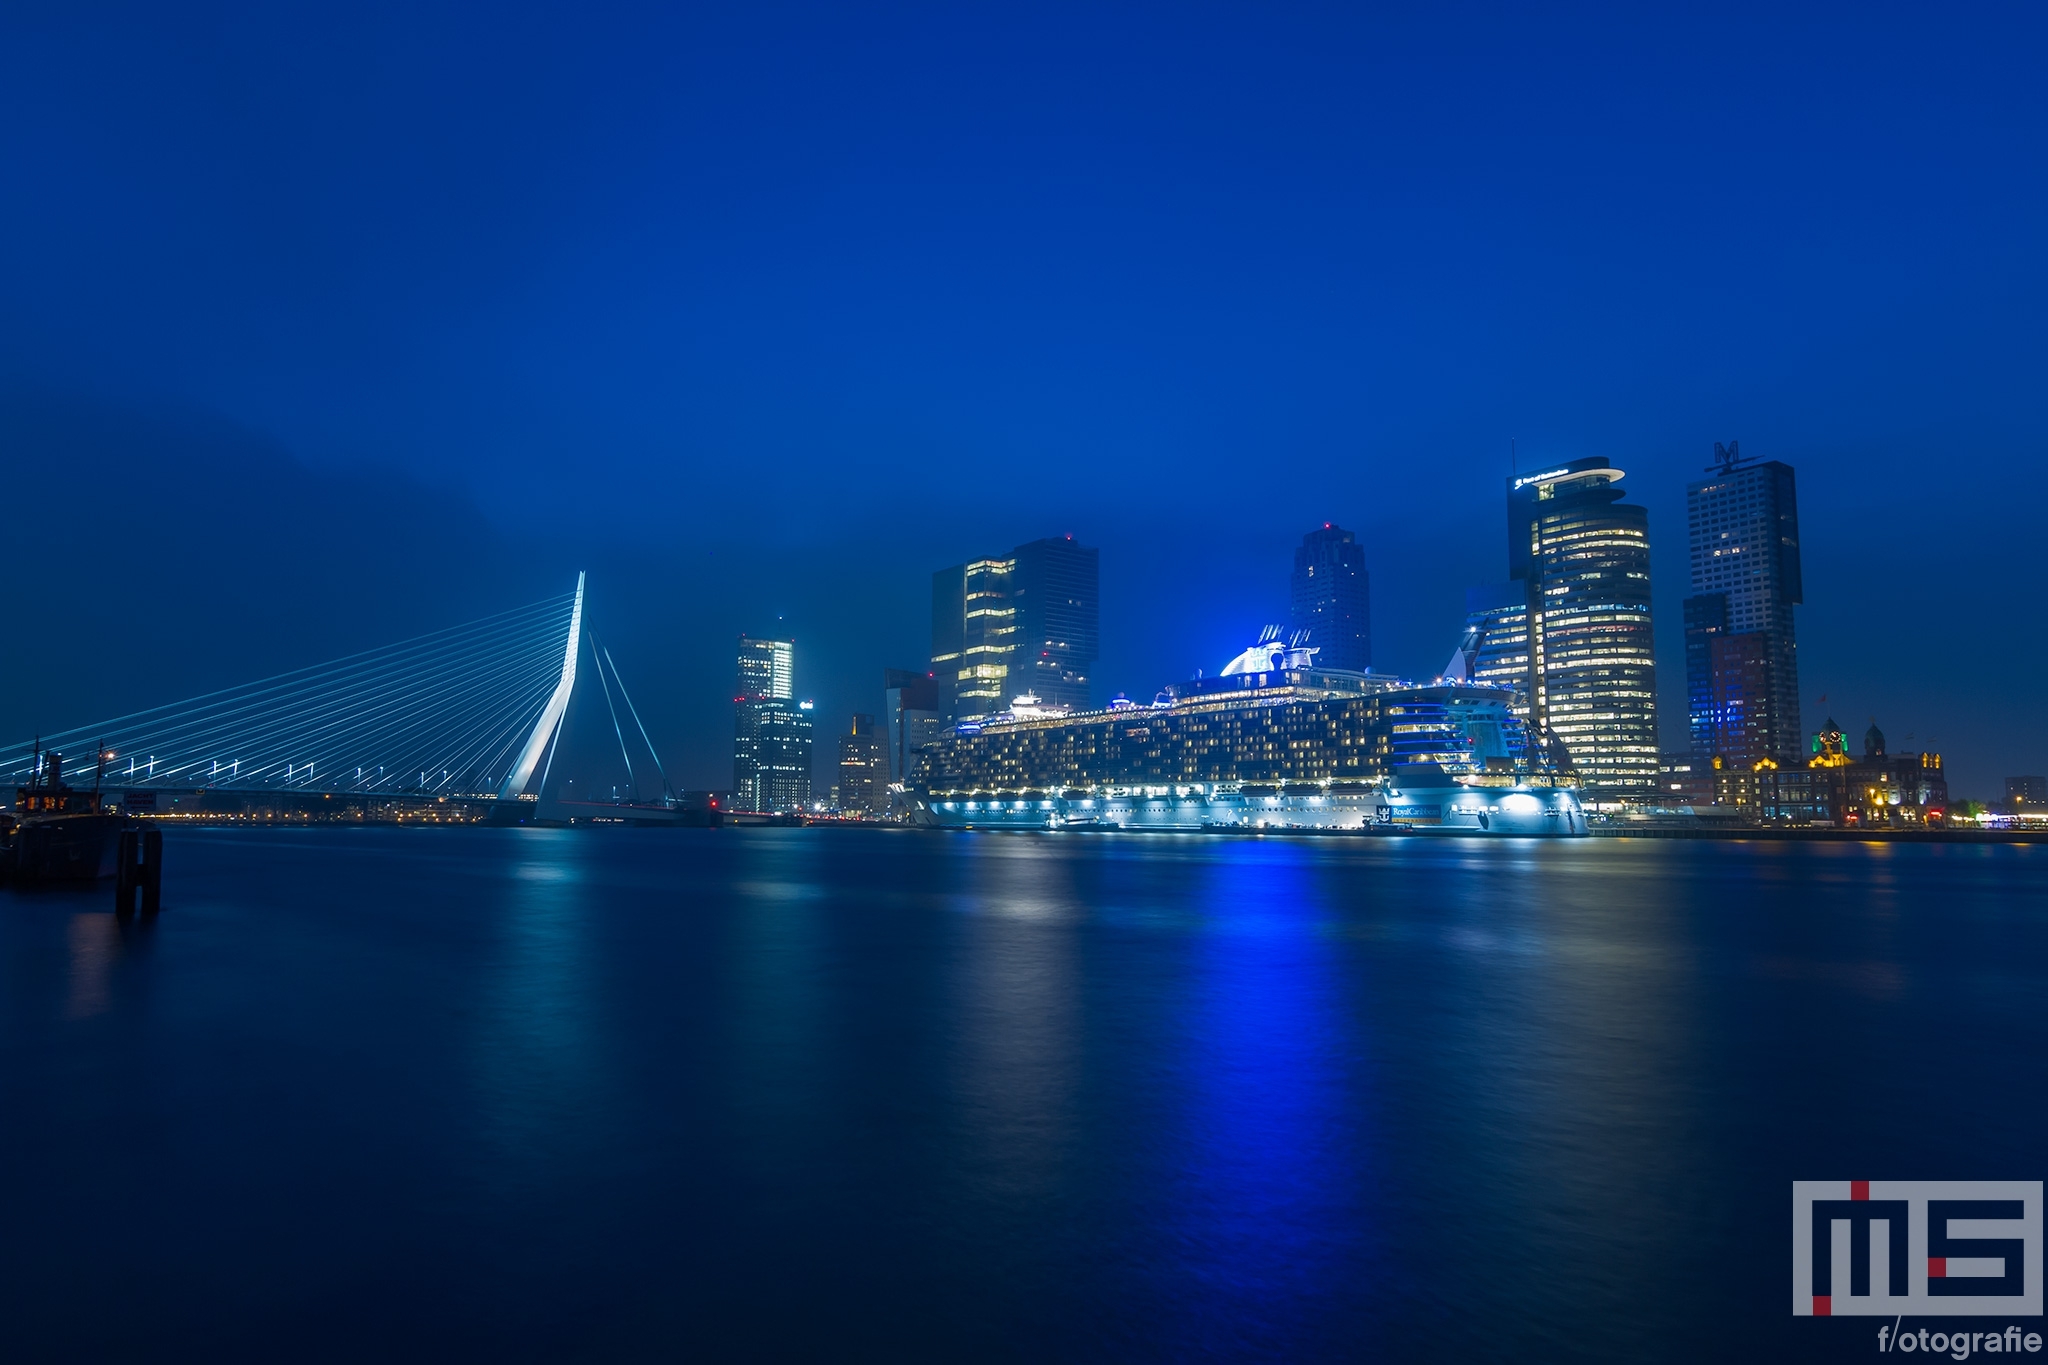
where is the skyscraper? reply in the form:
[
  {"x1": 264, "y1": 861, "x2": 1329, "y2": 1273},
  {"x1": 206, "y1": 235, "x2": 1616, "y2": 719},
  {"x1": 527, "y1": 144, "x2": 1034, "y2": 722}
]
[
  {"x1": 1683, "y1": 443, "x2": 1802, "y2": 767},
  {"x1": 931, "y1": 536, "x2": 1098, "y2": 720},
  {"x1": 733, "y1": 635, "x2": 811, "y2": 812},
  {"x1": 883, "y1": 668, "x2": 942, "y2": 786},
  {"x1": 838, "y1": 713, "x2": 888, "y2": 815},
  {"x1": 735, "y1": 635, "x2": 793, "y2": 702},
  {"x1": 930, "y1": 556, "x2": 1014, "y2": 721},
  {"x1": 1501, "y1": 457, "x2": 1659, "y2": 799},
  {"x1": 1009, "y1": 535, "x2": 1100, "y2": 710},
  {"x1": 1289, "y1": 523, "x2": 1371, "y2": 671},
  {"x1": 752, "y1": 700, "x2": 814, "y2": 812}
]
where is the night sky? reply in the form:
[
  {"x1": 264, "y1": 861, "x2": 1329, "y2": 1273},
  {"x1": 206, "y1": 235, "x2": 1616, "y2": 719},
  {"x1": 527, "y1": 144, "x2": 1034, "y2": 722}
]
[{"x1": 3, "y1": 3, "x2": 2044, "y2": 797}]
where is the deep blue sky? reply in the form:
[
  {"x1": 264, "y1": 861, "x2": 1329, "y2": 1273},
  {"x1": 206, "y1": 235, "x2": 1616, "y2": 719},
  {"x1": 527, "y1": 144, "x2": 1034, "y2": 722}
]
[{"x1": 3, "y1": 2, "x2": 2044, "y2": 797}]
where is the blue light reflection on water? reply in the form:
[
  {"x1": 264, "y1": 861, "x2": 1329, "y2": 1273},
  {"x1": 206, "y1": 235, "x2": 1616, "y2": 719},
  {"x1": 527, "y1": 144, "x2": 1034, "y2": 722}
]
[
  {"x1": 1, "y1": 828, "x2": 2046, "y2": 1363},
  {"x1": 1164, "y1": 840, "x2": 1362, "y2": 1354}
]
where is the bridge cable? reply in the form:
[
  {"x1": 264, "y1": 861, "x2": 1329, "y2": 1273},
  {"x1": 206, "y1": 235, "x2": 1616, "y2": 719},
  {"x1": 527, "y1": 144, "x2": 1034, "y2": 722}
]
[
  {"x1": 587, "y1": 629, "x2": 637, "y2": 802},
  {"x1": 600, "y1": 639, "x2": 674, "y2": 800},
  {"x1": 3, "y1": 589, "x2": 580, "y2": 796},
  {"x1": 6, "y1": 592, "x2": 572, "y2": 752}
]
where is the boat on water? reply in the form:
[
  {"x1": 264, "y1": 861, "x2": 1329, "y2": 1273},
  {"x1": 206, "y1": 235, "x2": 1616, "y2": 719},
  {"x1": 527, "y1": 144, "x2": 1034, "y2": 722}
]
[
  {"x1": 1, "y1": 746, "x2": 133, "y2": 885},
  {"x1": 905, "y1": 629, "x2": 1588, "y2": 836},
  {"x1": 907, "y1": 772, "x2": 1586, "y2": 835}
]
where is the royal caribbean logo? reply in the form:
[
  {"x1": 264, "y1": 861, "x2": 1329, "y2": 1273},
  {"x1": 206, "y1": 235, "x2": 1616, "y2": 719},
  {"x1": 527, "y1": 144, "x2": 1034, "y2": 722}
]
[{"x1": 1794, "y1": 1182, "x2": 2043, "y2": 1318}]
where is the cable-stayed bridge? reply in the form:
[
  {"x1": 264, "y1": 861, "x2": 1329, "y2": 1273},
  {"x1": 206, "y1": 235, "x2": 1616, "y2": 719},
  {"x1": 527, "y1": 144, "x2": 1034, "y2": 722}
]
[{"x1": 1, "y1": 573, "x2": 673, "y2": 815}]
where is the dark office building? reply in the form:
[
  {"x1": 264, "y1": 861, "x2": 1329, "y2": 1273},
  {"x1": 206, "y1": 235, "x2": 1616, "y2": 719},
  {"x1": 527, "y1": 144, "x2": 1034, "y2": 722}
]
[
  {"x1": 1289, "y1": 523, "x2": 1371, "y2": 671},
  {"x1": 884, "y1": 668, "x2": 943, "y2": 786},
  {"x1": 1702, "y1": 627, "x2": 1774, "y2": 766},
  {"x1": 750, "y1": 700, "x2": 814, "y2": 813},
  {"x1": 1011, "y1": 536, "x2": 1101, "y2": 711},
  {"x1": 838, "y1": 714, "x2": 888, "y2": 815},
  {"x1": 1656, "y1": 752, "x2": 1715, "y2": 805},
  {"x1": 1498, "y1": 457, "x2": 1659, "y2": 798},
  {"x1": 2006, "y1": 776, "x2": 2047, "y2": 808},
  {"x1": 1681, "y1": 594, "x2": 1729, "y2": 755},
  {"x1": 1684, "y1": 443, "x2": 1803, "y2": 767},
  {"x1": 931, "y1": 536, "x2": 1098, "y2": 720}
]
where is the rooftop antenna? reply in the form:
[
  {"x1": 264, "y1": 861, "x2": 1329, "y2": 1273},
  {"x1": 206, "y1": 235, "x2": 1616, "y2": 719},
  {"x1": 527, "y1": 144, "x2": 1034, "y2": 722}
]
[{"x1": 1511, "y1": 436, "x2": 1517, "y2": 476}]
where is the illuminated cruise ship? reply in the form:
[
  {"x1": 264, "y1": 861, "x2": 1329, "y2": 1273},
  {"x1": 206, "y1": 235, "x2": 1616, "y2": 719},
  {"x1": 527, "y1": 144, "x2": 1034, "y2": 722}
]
[{"x1": 904, "y1": 628, "x2": 1587, "y2": 835}]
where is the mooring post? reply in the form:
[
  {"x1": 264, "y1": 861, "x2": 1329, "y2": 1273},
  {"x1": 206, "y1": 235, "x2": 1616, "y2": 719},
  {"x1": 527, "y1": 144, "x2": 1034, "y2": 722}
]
[
  {"x1": 114, "y1": 829, "x2": 139, "y2": 918},
  {"x1": 141, "y1": 828, "x2": 162, "y2": 916}
]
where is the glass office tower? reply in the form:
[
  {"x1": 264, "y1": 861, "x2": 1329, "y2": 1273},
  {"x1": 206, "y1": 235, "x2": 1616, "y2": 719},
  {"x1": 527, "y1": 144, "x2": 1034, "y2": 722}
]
[
  {"x1": 1504, "y1": 457, "x2": 1659, "y2": 799},
  {"x1": 930, "y1": 557, "x2": 1014, "y2": 721},
  {"x1": 931, "y1": 536, "x2": 1098, "y2": 720},
  {"x1": 1683, "y1": 444, "x2": 1802, "y2": 767},
  {"x1": 1010, "y1": 535, "x2": 1100, "y2": 711},
  {"x1": 752, "y1": 700, "x2": 814, "y2": 812},
  {"x1": 734, "y1": 635, "x2": 808, "y2": 811},
  {"x1": 735, "y1": 635, "x2": 793, "y2": 702},
  {"x1": 1289, "y1": 523, "x2": 1371, "y2": 671}
]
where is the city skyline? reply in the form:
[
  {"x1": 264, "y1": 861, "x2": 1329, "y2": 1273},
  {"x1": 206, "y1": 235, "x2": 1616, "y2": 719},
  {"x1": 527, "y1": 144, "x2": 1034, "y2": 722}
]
[
  {"x1": 0, "y1": 420, "x2": 2032, "y2": 804},
  {"x1": 2, "y1": 6, "x2": 2043, "y2": 801},
  {"x1": 797, "y1": 438, "x2": 1946, "y2": 807},
  {"x1": 6, "y1": 11, "x2": 2046, "y2": 1356}
]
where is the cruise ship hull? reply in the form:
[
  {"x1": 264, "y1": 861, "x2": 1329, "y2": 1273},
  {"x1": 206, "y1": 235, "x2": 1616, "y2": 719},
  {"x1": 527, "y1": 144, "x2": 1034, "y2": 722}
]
[{"x1": 908, "y1": 784, "x2": 1586, "y2": 836}]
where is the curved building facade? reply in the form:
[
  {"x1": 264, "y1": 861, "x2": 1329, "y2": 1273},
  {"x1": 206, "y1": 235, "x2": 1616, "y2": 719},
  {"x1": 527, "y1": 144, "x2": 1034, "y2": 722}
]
[{"x1": 1505, "y1": 458, "x2": 1659, "y2": 800}]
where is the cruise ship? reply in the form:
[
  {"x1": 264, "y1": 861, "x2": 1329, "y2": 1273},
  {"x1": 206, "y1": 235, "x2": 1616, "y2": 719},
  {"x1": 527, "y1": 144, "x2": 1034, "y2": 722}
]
[{"x1": 904, "y1": 629, "x2": 1587, "y2": 835}]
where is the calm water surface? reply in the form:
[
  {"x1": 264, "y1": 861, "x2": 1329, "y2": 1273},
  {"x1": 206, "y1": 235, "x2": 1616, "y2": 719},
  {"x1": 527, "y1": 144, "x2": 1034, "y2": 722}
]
[{"x1": 2, "y1": 828, "x2": 2044, "y2": 1361}]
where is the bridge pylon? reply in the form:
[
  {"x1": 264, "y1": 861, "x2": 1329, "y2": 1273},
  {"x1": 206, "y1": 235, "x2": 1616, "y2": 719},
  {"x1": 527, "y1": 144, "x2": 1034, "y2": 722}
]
[{"x1": 497, "y1": 571, "x2": 584, "y2": 802}]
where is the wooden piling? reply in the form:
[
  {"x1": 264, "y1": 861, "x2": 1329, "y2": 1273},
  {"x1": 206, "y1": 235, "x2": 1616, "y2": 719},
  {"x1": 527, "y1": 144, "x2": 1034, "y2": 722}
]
[{"x1": 113, "y1": 828, "x2": 163, "y2": 918}]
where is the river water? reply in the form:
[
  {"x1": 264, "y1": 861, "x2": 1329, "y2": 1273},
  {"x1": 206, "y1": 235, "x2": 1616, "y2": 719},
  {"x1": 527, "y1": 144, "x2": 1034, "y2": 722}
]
[{"x1": 2, "y1": 828, "x2": 2043, "y2": 1361}]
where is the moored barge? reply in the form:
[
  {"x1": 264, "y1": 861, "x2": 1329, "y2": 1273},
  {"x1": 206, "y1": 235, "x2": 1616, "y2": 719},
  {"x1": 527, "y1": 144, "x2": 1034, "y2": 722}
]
[{"x1": 1, "y1": 746, "x2": 132, "y2": 885}]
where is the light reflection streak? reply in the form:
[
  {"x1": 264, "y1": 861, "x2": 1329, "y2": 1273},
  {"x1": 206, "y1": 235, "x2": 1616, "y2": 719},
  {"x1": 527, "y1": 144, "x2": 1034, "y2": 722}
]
[
  {"x1": 723, "y1": 834, "x2": 832, "y2": 1173},
  {"x1": 66, "y1": 912, "x2": 119, "y2": 1020},
  {"x1": 471, "y1": 837, "x2": 616, "y2": 1179},
  {"x1": 1170, "y1": 842, "x2": 1352, "y2": 1334},
  {"x1": 951, "y1": 836, "x2": 1081, "y2": 1203}
]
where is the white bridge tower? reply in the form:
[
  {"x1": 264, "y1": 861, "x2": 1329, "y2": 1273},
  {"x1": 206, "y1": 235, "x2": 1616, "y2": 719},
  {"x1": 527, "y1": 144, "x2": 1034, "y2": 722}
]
[{"x1": 497, "y1": 571, "x2": 584, "y2": 801}]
